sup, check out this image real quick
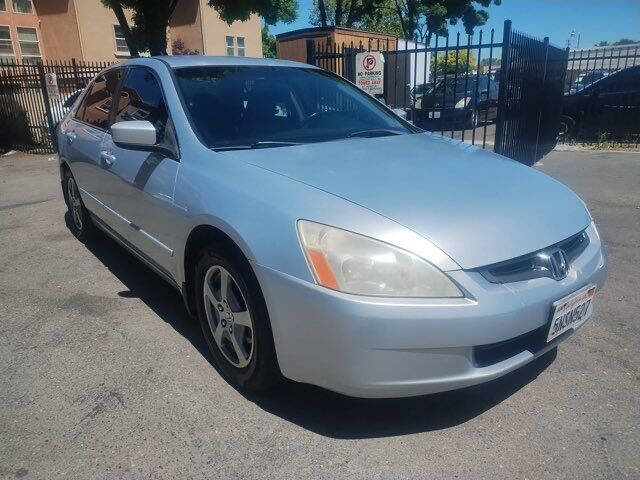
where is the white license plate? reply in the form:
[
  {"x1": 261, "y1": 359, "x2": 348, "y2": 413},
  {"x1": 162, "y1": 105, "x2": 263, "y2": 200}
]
[
  {"x1": 547, "y1": 284, "x2": 597, "y2": 342},
  {"x1": 428, "y1": 111, "x2": 441, "y2": 119}
]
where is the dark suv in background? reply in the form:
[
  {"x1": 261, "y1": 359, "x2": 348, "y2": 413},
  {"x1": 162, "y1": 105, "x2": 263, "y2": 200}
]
[{"x1": 560, "y1": 65, "x2": 640, "y2": 140}]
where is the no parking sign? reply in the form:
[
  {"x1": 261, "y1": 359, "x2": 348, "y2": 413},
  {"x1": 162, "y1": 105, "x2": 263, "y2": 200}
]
[
  {"x1": 45, "y1": 72, "x2": 60, "y2": 100},
  {"x1": 355, "y1": 51, "x2": 384, "y2": 96}
]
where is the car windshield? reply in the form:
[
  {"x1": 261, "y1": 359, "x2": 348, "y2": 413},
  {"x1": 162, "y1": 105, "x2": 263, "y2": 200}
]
[{"x1": 173, "y1": 66, "x2": 413, "y2": 149}]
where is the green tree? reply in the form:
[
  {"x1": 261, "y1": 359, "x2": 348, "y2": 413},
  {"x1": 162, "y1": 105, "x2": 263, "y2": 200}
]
[
  {"x1": 262, "y1": 24, "x2": 277, "y2": 58},
  {"x1": 311, "y1": 1, "x2": 502, "y2": 42},
  {"x1": 397, "y1": 0, "x2": 502, "y2": 42},
  {"x1": 310, "y1": 1, "x2": 386, "y2": 28},
  {"x1": 612, "y1": 38, "x2": 638, "y2": 46},
  {"x1": 430, "y1": 48, "x2": 476, "y2": 77},
  {"x1": 103, "y1": 0, "x2": 298, "y2": 56}
]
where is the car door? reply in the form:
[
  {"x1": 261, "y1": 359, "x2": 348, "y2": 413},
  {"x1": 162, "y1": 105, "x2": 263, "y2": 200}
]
[
  {"x1": 98, "y1": 66, "x2": 181, "y2": 275},
  {"x1": 62, "y1": 69, "x2": 122, "y2": 220}
]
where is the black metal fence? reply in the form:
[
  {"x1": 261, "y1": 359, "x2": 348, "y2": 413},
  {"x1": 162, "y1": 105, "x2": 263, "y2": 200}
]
[
  {"x1": 494, "y1": 24, "x2": 569, "y2": 164},
  {"x1": 309, "y1": 20, "x2": 570, "y2": 165},
  {"x1": 0, "y1": 59, "x2": 113, "y2": 153},
  {"x1": 562, "y1": 44, "x2": 640, "y2": 145}
]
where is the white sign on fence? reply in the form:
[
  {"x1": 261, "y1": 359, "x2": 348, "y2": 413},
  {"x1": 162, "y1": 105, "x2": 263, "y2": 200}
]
[
  {"x1": 45, "y1": 72, "x2": 60, "y2": 100},
  {"x1": 355, "y1": 51, "x2": 384, "y2": 96}
]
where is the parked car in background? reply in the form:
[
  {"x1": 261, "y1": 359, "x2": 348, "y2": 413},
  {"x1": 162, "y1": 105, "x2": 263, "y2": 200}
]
[
  {"x1": 568, "y1": 70, "x2": 609, "y2": 94},
  {"x1": 414, "y1": 75, "x2": 499, "y2": 129},
  {"x1": 560, "y1": 65, "x2": 640, "y2": 139},
  {"x1": 58, "y1": 56, "x2": 606, "y2": 398}
]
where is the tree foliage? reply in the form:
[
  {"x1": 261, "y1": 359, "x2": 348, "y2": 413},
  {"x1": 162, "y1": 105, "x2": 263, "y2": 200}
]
[
  {"x1": 430, "y1": 48, "x2": 476, "y2": 76},
  {"x1": 102, "y1": 0, "x2": 298, "y2": 56},
  {"x1": 262, "y1": 24, "x2": 277, "y2": 58},
  {"x1": 311, "y1": 1, "x2": 502, "y2": 42},
  {"x1": 310, "y1": 1, "x2": 387, "y2": 29},
  {"x1": 171, "y1": 38, "x2": 199, "y2": 55},
  {"x1": 397, "y1": 0, "x2": 502, "y2": 42},
  {"x1": 596, "y1": 38, "x2": 638, "y2": 47}
]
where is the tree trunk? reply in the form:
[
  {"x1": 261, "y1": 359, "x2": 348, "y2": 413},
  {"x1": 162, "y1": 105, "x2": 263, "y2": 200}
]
[
  {"x1": 148, "y1": 22, "x2": 168, "y2": 56},
  {"x1": 106, "y1": 0, "x2": 139, "y2": 56},
  {"x1": 318, "y1": 0, "x2": 328, "y2": 28},
  {"x1": 393, "y1": 0, "x2": 409, "y2": 39},
  {"x1": 334, "y1": 0, "x2": 344, "y2": 26},
  {"x1": 345, "y1": 0, "x2": 359, "y2": 27}
]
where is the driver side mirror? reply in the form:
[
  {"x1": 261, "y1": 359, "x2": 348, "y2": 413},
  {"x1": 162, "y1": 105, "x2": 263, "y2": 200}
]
[{"x1": 111, "y1": 120, "x2": 157, "y2": 147}]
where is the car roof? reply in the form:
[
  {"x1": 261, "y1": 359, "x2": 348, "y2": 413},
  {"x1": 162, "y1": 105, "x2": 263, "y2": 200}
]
[{"x1": 119, "y1": 55, "x2": 317, "y2": 70}]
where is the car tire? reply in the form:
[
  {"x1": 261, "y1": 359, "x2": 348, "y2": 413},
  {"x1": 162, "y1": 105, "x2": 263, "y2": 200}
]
[
  {"x1": 559, "y1": 115, "x2": 575, "y2": 137},
  {"x1": 63, "y1": 169, "x2": 95, "y2": 241},
  {"x1": 471, "y1": 109, "x2": 480, "y2": 128},
  {"x1": 194, "y1": 244, "x2": 280, "y2": 392}
]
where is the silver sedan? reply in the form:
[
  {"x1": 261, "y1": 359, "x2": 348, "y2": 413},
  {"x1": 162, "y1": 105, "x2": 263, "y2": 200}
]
[{"x1": 57, "y1": 56, "x2": 607, "y2": 398}]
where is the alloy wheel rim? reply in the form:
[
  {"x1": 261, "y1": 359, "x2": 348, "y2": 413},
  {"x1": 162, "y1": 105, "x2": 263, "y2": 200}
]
[
  {"x1": 67, "y1": 177, "x2": 83, "y2": 230},
  {"x1": 203, "y1": 265, "x2": 254, "y2": 368}
]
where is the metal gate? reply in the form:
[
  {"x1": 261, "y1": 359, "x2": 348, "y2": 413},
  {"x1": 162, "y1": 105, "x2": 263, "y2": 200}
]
[
  {"x1": 0, "y1": 59, "x2": 111, "y2": 154},
  {"x1": 308, "y1": 20, "x2": 569, "y2": 166},
  {"x1": 494, "y1": 21, "x2": 569, "y2": 165}
]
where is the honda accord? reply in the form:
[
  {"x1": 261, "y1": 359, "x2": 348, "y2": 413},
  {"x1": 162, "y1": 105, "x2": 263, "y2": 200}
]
[{"x1": 57, "y1": 56, "x2": 607, "y2": 398}]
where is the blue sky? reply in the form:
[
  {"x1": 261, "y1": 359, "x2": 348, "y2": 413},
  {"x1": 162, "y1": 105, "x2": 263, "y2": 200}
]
[{"x1": 270, "y1": 0, "x2": 640, "y2": 49}]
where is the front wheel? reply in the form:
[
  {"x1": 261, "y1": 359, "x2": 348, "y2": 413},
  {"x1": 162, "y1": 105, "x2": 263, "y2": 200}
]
[{"x1": 194, "y1": 245, "x2": 280, "y2": 391}]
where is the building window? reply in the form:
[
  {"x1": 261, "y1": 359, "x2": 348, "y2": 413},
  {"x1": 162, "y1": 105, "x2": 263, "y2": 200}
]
[
  {"x1": 0, "y1": 1, "x2": 6, "y2": 12},
  {"x1": 0, "y1": 26, "x2": 15, "y2": 63},
  {"x1": 226, "y1": 36, "x2": 234, "y2": 56},
  {"x1": 17, "y1": 27, "x2": 41, "y2": 63},
  {"x1": 12, "y1": 0, "x2": 33, "y2": 14},
  {"x1": 225, "y1": 36, "x2": 246, "y2": 56},
  {"x1": 237, "y1": 37, "x2": 245, "y2": 57},
  {"x1": 114, "y1": 25, "x2": 129, "y2": 54}
]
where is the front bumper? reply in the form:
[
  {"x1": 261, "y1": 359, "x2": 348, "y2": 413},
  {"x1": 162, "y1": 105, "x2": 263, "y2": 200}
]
[{"x1": 256, "y1": 226, "x2": 607, "y2": 398}]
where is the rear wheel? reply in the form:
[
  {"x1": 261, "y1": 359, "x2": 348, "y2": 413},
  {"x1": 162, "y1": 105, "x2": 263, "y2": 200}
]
[
  {"x1": 63, "y1": 170, "x2": 95, "y2": 241},
  {"x1": 559, "y1": 115, "x2": 575, "y2": 137},
  {"x1": 194, "y1": 244, "x2": 280, "y2": 391}
]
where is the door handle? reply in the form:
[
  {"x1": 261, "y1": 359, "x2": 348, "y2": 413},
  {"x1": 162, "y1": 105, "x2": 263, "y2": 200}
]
[
  {"x1": 66, "y1": 132, "x2": 77, "y2": 144},
  {"x1": 100, "y1": 151, "x2": 117, "y2": 168}
]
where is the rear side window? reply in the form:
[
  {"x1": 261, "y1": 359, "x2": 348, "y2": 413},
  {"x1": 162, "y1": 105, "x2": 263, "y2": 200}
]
[
  {"x1": 114, "y1": 67, "x2": 169, "y2": 142},
  {"x1": 76, "y1": 69, "x2": 121, "y2": 129}
]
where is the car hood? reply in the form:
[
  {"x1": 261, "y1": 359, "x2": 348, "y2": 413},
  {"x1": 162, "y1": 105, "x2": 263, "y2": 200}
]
[{"x1": 237, "y1": 133, "x2": 591, "y2": 269}]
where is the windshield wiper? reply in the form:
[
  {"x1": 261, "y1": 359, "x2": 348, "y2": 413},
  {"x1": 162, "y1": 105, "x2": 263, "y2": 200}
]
[
  {"x1": 213, "y1": 141, "x2": 302, "y2": 152},
  {"x1": 347, "y1": 129, "x2": 404, "y2": 138}
]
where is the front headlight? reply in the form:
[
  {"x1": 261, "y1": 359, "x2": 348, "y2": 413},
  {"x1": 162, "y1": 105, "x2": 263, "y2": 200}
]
[{"x1": 297, "y1": 220, "x2": 463, "y2": 298}]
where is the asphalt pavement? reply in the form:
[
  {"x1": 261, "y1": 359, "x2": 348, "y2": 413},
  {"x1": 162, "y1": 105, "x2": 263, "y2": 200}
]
[{"x1": 1, "y1": 149, "x2": 638, "y2": 479}]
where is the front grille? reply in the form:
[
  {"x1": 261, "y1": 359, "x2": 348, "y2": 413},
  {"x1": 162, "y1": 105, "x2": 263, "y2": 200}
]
[{"x1": 477, "y1": 230, "x2": 590, "y2": 284}]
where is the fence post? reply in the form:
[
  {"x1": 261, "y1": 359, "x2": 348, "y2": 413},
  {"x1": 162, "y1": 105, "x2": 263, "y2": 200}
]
[
  {"x1": 306, "y1": 39, "x2": 316, "y2": 65},
  {"x1": 534, "y1": 37, "x2": 550, "y2": 161},
  {"x1": 71, "y1": 57, "x2": 80, "y2": 88},
  {"x1": 37, "y1": 63, "x2": 57, "y2": 152},
  {"x1": 494, "y1": 19, "x2": 512, "y2": 155}
]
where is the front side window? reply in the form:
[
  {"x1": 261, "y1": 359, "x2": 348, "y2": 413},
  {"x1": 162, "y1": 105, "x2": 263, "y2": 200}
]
[
  {"x1": 12, "y1": 0, "x2": 32, "y2": 14},
  {"x1": 76, "y1": 69, "x2": 121, "y2": 129},
  {"x1": 114, "y1": 25, "x2": 129, "y2": 54},
  {"x1": 225, "y1": 36, "x2": 234, "y2": 56},
  {"x1": 114, "y1": 67, "x2": 170, "y2": 143},
  {"x1": 174, "y1": 66, "x2": 413, "y2": 149},
  {"x1": 0, "y1": 26, "x2": 15, "y2": 62},
  {"x1": 17, "y1": 27, "x2": 40, "y2": 63}
]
